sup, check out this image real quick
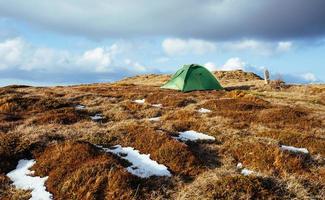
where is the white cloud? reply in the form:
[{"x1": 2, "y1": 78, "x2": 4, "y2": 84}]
[
  {"x1": 301, "y1": 72, "x2": 317, "y2": 82},
  {"x1": 227, "y1": 40, "x2": 266, "y2": 51},
  {"x1": 0, "y1": 37, "x2": 24, "y2": 69},
  {"x1": 22, "y1": 48, "x2": 71, "y2": 71},
  {"x1": 78, "y1": 47, "x2": 114, "y2": 72},
  {"x1": 124, "y1": 59, "x2": 147, "y2": 72},
  {"x1": 204, "y1": 62, "x2": 218, "y2": 71},
  {"x1": 162, "y1": 38, "x2": 216, "y2": 56},
  {"x1": 277, "y1": 41, "x2": 293, "y2": 52},
  {"x1": 0, "y1": 37, "x2": 152, "y2": 76},
  {"x1": 163, "y1": 38, "x2": 294, "y2": 57},
  {"x1": 223, "y1": 39, "x2": 294, "y2": 55},
  {"x1": 221, "y1": 57, "x2": 246, "y2": 71}
]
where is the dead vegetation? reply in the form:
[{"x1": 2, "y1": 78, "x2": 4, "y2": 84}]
[
  {"x1": 178, "y1": 170, "x2": 295, "y2": 200},
  {"x1": 0, "y1": 71, "x2": 324, "y2": 199}
]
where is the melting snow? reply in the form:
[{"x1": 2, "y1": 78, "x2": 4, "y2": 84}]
[
  {"x1": 176, "y1": 130, "x2": 215, "y2": 142},
  {"x1": 152, "y1": 104, "x2": 162, "y2": 108},
  {"x1": 148, "y1": 117, "x2": 160, "y2": 122},
  {"x1": 280, "y1": 145, "x2": 309, "y2": 154},
  {"x1": 90, "y1": 114, "x2": 104, "y2": 121},
  {"x1": 133, "y1": 99, "x2": 145, "y2": 104},
  {"x1": 75, "y1": 105, "x2": 86, "y2": 110},
  {"x1": 102, "y1": 145, "x2": 171, "y2": 178},
  {"x1": 236, "y1": 162, "x2": 243, "y2": 169},
  {"x1": 7, "y1": 159, "x2": 53, "y2": 200},
  {"x1": 241, "y1": 168, "x2": 255, "y2": 176},
  {"x1": 198, "y1": 108, "x2": 211, "y2": 113},
  {"x1": 236, "y1": 163, "x2": 255, "y2": 176}
]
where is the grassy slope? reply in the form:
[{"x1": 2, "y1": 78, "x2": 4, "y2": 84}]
[{"x1": 0, "y1": 70, "x2": 324, "y2": 199}]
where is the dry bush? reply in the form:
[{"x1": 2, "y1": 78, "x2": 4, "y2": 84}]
[
  {"x1": 33, "y1": 141, "x2": 138, "y2": 200},
  {"x1": 223, "y1": 139, "x2": 314, "y2": 175},
  {"x1": 178, "y1": 170, "x2": 293, "y2": 200}
]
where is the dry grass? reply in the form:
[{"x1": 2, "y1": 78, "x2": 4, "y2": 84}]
[
  {"x1": 0, "y1": 71, "x2": 324, "y2": 199},
  {"x1": 95, "y1": 123, "x2": 205, "y2": 176},
  {"x1": 32, "y1": 141, "x2": 137, "y2": 199},
  {"x1": 0, "y1": 174, "x2": 31, "y2": 200},
  {"x1": 223, "y1": 139, "x2": 314, "y2": 175},
  {"x1": 177, "y1": 169, "x2": 294, "y2": 200}
]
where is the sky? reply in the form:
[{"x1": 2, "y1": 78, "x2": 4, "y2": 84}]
[{"x1": 0, "y1": 0, "x2": 324, "y2": 86}]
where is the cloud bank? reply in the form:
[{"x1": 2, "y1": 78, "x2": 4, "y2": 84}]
[
  {"x1": 162, "y1": 38, "x2": 294, "y2": 56},
  {"x1": 0, "y1": 38, "x2": 155, "y2": 85},
  {"x1": 0, "y1": 0, "x2": 325, "y2": 40}
]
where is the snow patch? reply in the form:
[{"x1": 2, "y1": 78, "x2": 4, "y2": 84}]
[
  {"x1": 90, "y1": 114, "x2": 104, "y2": 121},
  {"x1": 148, "y1": 117, "x2": 160, "y2": 122},
  {"x1": 241, "y1": 168, "x2": 255, "y2": 176},
  {"x1": 236, "y1": 162, "x2": 255, "y2": 176},
  {"x1": 7, "y1": 159, "x2": 53, "y2": 200},
  {"x1": 236, "y1": 162, "x2": 243, "y2": 169},
  {"x1": 101, "y1": 145, "x2": 171, "y2": 178},
  {"x1": 280, "y1": 145, "x2": 309, "y2": 154},
  {"x1": 133, "y1": 99, "x2": 145, "y2": 104},
  {"x1": 176, "y1": 130, "x2": 215, "y2": 142},
  {"x1": 198, "y1": 108, "x2": 211, "y2": 113},
  {"x1": 152, "y1": 104, "x2": 162, "y2": 108},
  {"x1": 75, "y1": 105, "x2": 86, "y2": 110}
]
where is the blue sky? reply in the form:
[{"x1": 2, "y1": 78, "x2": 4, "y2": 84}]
[{"x1": 0, "y1": 0, "x2": 324, "y2": 86}]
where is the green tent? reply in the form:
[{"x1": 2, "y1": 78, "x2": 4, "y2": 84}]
[{"x1": 161, "y1": 64, "x2": 223, "y2": 92}]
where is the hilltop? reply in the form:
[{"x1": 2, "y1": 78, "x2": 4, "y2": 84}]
[
  {"x1": 0, "y1": 70, "x2": 324, "y2": 199},
  {"x1": 117, "y1": 70, "x2": 263, "y2": 87}
]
